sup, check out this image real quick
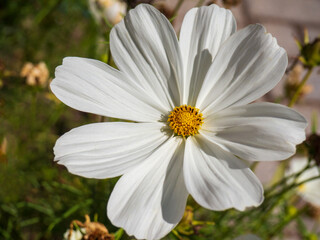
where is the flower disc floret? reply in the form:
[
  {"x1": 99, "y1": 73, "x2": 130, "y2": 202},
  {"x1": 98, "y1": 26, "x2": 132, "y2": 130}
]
[{"x1": 168, "y1": 105, "x2": 203, "y2": 137}]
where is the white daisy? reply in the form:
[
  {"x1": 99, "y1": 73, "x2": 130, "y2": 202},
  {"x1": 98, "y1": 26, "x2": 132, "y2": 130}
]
[
  {"x1": 287, "y1": 157, "x2": 320, "y2": 207},
  {"x1": 51, "y1": 4, "x2": 307, "y2": 240}
]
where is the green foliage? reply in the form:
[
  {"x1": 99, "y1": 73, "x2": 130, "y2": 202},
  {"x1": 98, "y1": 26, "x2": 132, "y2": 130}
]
[
  {"x1": 0, "y1": 74, "x2": 119, "y2": 239},
  {"x1": 0, "y1": 0, "x2": 115, "y2": 239},
  {"x1": 0, "y1": 0, "x2": 99, "y2": 70}
]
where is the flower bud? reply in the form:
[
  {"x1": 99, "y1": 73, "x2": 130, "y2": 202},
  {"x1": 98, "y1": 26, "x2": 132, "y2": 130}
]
[
  {"x1": 222, "y1": 0, "x2": 242, "y2": 8},
  {"x1": 299, "y1": 37, "x2": 320, "y2": 67},
  {"x1": 89, "y1": 0, "x2": 127, "y2": 26},
  {"x1": 306, "y1": 133, "x2": 320, "y2": 166}
]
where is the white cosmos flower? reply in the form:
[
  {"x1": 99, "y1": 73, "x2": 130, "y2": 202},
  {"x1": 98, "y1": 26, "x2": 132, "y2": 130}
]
[
  {"x1": 287, "y1": 157, "x2": 320, "y2": 207},
  {"x1": 89, "y1": 0, "x2": 127, "y2": 25},
  {"x1": 63, "y1": 228, "x2": 85, "y2": 240},
  {"x1": 51, "y1": 4, "x2": 307, "y2": 240}
]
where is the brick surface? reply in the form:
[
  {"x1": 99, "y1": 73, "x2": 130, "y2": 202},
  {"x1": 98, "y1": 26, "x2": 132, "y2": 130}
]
[
  {"x1": 262, "y1": 22, "x2": 300, "y2": 56},
  {"x1": 295, "y1": 102, "x2": 320, "y2": 133},
  {"x1": 305, "y1": 70, "x2": 320, "y2": 101},
  {"x1": 245, "y1": 0, "x2": 320, "y2": 24},
  {"x1": 255, "y1": 161, "x2": 279, "y2": 184}
]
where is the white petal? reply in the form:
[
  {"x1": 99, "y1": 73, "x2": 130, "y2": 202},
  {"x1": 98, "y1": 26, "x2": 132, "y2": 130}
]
[
  {"x1": 110, "y1": 4, "x2": 183, "y2": 109},
  {"x1": 54, "y1": 122, "x2": 169, "y2": 178},
  {"x1": 184, "y1": 135, "x2": 264, "y2": 211},
  {"x1": 202, "y1": 103, "x2": 307, "y2": 161},
  {"x1": 51, "y1": 57, "x2": 165, "y2": 122},
  {"x1": 179, "y1": 5, "x2": 236, "y2": 105},
  {"x1": 196, "y1": 24, "x2": 288, "y2": 115},
  {"x1": 107, "y1": 137, "x2": 188, "y2": 240},
  {"x1": 288, "y1": 157, "x2": 320, "y2": 207}
]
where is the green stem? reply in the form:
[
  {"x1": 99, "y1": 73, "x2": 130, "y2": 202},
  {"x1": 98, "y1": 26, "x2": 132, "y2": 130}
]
[
  {"x1": 114, "y1": 228, "x2": 124, "y2": 240},
  {"x1": 250, "y1": 162, "x2": 258, "y2": 172},
  {"x1": 230, "y1": 165, "x2": 318, "y2": 236},
  {"x1": 288, "y1": 67, "x2": 313, "y2": 107},
  {"x1": 267, "y1": 206, "x2": 308, "y2": 238},
  {"x1": 214, "y1": 210, "x2": 229, "y2": 227},
  {"x1": 99, "y1": 116, "x2": 106, "y2": 122},
  {"x1": 106, "y1": 46, "x2": 112, "y2": 66},
  {"x1": 266, "y1": 173, "x2": 320, "y2": 212},
  {"x1": 35, "y1": 0, "x2": 62, "y2": 24},
  {"x1": 294, "y1": 174, "x2": 320, "y2": 187},
  {"x1": 172, "y1": 0, "x2": 184, "y2": 17},
  {"x1": 264, "y1": 162, "x2": 312, "y2": 196},
  {"x1": 251, "y1": 173, "x2": 319, "y2": 233},
  {"x1": 196, "y1": 0, "x2": 205, "y2": 7},
  {"x1": 285, "y1": 57, "x2": 299, "y2": 74}
]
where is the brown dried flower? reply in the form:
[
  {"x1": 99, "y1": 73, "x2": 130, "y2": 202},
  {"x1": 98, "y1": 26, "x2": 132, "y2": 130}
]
[
  {"x1": 20, "y1": 62, "x2": 49, "y2": 87},
  {"x1": 222, "y1": 0, "x2": 242, "y2": 8},
  {"x1": 306, "y1": 133, "x2": 320, "y2": 166},
  {"x1": 68, "y1": 215, "x2": 114, "y2": 240},
  {"x1": 0, "y1": 137, "x2": 7, "y2": 164}
]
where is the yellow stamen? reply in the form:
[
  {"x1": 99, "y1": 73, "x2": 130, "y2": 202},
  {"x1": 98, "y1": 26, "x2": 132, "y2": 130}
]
[
  {"x1": 167, "y1": 105, "x2": 203, "y2": 137},
  {"x1": 298, "y1": 184, "x2": 306, "y2": 192}
]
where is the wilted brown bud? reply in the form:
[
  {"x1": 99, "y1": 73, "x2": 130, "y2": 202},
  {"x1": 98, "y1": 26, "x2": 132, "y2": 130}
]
[
  {"x1": 69, "y1": 215, "x2": 114, "y2": 240},
  {"x1": 296, "y1": 29, "x2": 320, "y2": 68},
  {"x1": 0, "y1": 137, "x2": 7, "y2": 164},
  {"x1": 306, "y1": 133, "x2": 320, "y2": 166},
  {"x1": 300, "y1": 38, "x2": 320, "y2": 67},
  {"x1": 307, "y1": 204, "x2": 320, "y2": 219},
  {"x1": 20, "y1": 62, "x2": 49, "y2": 87},
  {"x1": 222, "y1": 0, "x2": 242, "y2": 8}
]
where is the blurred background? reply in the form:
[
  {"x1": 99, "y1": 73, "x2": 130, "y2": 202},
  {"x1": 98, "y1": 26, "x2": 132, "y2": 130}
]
[{"x1": 0, "y1": 0, "x2": 319, "y2": 239}]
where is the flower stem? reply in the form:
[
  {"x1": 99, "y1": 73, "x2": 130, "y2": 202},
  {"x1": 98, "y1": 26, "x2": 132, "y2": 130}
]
[
  {"x1": 266, "y1": 206, "x2": 308, "y2": 238},
  {"x1": 264, "y1": 161, "x2": 313, "y2": 196},
  {"x1": 288, "y1": 67, "x2": 314, "y2": 107},
  {"x1": 172, "y1": 0, "x2": 184, "y2": 17},
  {"x1": 196, "y1": 0, "x2": 205, "y2": 7},
  {"x1": 285, "y1": 57, "x2": 299, "y2": 74},
  {"x1": 250, "y1": 162, "x2": 258, "y2": 171},
  {"x1": 114, "y1": 228, "x2": 124, "y2": 240}
]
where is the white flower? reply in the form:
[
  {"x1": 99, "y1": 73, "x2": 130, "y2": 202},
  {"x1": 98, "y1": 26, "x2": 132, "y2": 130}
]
[
  {"x1": 63, "y1": 228, "x2": 85, "y2": 240},
  {"x1": 51, "y1": 4, "x2": 307, "y2": 240},
  {"x1": 89, "y1": 0, "x2": 127, "y2": 25},
  {"x1": 287, "y1": 157, "x2": 320, "y2": 207}
]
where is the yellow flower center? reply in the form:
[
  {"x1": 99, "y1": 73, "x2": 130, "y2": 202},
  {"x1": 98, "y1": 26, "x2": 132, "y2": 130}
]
[
  {"x1": 298, "y1": 184, "x2": 306, "y2": 192},
  {"x1": 167, "y1": 105, "x2": 203, "y2": 137}
]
